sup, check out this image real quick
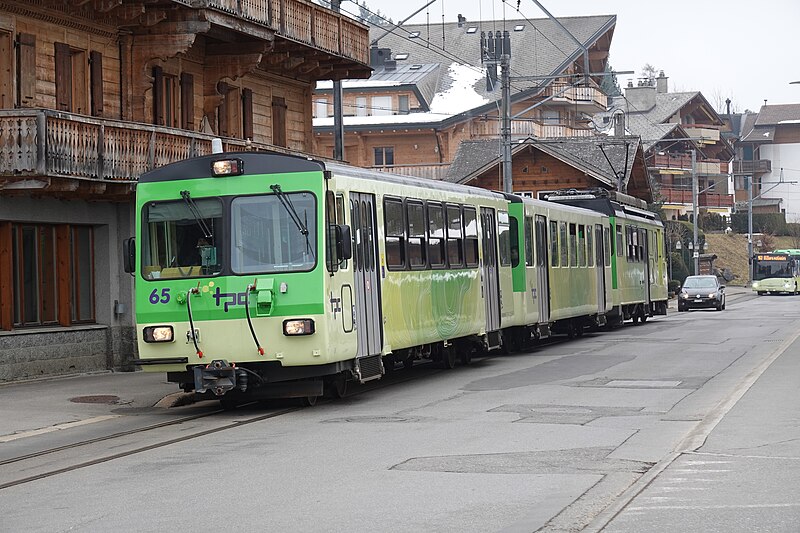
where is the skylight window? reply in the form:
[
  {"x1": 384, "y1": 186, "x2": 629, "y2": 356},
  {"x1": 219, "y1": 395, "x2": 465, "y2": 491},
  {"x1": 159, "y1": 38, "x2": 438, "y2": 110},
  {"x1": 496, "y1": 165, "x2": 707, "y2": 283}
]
[
  {"x1": 395, "y1": 53, "x2": 409, "y2": 60},
  {"x1": 409, "y1": 31, "x2": 420, "y2": 38},
  {"x1": 514, "y1": 24, "x2": 525, "y2": 32},
  {"x1": 466, "y1": 26, "x2": 478, "y2": 34},
  {"x1": 409, "y1": 65, "x2": 422, "y2": 70}
]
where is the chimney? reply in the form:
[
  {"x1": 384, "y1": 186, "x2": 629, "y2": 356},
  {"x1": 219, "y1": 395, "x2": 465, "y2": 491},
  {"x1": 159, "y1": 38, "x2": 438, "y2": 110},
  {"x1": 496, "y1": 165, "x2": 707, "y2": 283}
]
[
  {"x1": 370, "y1": 46, "x2": 392, "y2": 69},
  {"x1": 655, "y1": 70, "x2": 668, "y2": 94},
  {"x1": 457, "y1": 14, "x2": 466, "y2": 27},
  {"x1": 624, "y1": 82, "x2": 656, "y2": 112},
  {"x1": 613, "y1": 112, "x2": 625, "y2": 137}
]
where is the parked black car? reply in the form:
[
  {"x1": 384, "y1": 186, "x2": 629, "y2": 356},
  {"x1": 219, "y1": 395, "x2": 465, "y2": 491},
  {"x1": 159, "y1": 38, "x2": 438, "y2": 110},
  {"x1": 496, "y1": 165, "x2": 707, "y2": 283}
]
[{"x1": 678, "y1": 275, "x2": 726, "y2": 311}]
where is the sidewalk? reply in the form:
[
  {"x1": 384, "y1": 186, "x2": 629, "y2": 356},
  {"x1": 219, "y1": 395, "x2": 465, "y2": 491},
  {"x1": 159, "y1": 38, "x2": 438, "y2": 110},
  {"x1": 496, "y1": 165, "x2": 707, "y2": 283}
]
[{"x1": 0, "y1": 370, "x2": 178, "y2": 440}]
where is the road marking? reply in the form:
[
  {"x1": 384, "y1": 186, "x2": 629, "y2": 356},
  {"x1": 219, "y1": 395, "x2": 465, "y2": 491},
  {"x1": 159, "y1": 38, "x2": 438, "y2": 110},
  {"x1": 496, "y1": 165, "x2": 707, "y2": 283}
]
[
  {"x1": 629, "y1": 503, "x2": 800, "y2": 511},
  {"x1": 0, "y1": 415, "x2": 120, "y2": 443}
]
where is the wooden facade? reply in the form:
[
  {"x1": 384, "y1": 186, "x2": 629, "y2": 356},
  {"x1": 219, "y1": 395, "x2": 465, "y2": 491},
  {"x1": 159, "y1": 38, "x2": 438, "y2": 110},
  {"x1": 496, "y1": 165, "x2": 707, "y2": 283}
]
[{"x1": 0, "y1": 0, "x2": 370, "y2": 379}]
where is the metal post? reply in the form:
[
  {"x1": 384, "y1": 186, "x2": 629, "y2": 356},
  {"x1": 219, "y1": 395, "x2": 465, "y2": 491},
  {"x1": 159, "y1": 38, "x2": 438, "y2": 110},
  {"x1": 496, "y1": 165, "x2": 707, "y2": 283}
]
[
  {"x1": 747, "y1": 175, "x2": 753, "y2": 280},
  {"x1": 668, "y1": 235, "x2": 673, "y2": 282},
  {"x1": 501, "y1": 31, "x2": 512, "y2": 193},
  {"x1": 331, "y1": 0, "x2": 344, "y2": 161},
  {"x1": 691, "y1": 149, "x2": 699, "y2": 275}
]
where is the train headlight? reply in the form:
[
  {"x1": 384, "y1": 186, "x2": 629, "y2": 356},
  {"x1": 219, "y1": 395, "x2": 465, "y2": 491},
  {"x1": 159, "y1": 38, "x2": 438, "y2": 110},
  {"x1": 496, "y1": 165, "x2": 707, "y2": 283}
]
[
  {"x1": 283, "y1": 319, "x2": 315, "y2": 336},
  {"x1": 211, "y1": 158, "x2": 244, "y2": 177},
  {"x1": 143, "y1": 325, "x2": 174, "y2": 343}
]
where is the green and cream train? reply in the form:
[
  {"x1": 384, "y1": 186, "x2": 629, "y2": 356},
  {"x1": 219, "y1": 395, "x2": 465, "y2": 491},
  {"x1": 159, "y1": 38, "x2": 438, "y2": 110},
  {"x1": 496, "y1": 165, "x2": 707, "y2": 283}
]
[{"x1": 126, "y1": 151, "x2": 667, "y2": 404}]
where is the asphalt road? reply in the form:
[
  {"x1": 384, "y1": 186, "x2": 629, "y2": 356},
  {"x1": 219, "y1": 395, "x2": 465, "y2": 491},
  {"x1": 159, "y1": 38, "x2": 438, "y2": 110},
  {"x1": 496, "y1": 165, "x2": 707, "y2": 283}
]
[{"x1": 2, "y1": 288, "x2": 799, "y2": 532}]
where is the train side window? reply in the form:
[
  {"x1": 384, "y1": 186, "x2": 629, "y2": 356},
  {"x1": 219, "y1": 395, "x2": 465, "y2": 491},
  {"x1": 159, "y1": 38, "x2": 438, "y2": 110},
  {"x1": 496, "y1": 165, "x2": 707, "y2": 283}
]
[
  {"x1": 427, "y1": 202, "x2": 446, "y2": 268},
  {"x1": 616, "y1": 224, "x2": 623, "y2": 258},
  {"x1": 509, "y1": 215, "x2": 520, "y2": 268},
  {"x1": 550, "y1": 221, "x2": 559, "y2": 267},
  {"x1": 559, "y1": 222, "x2": 568, "y2": 267},
  {"x1": 604, "y1": 228, "x2": 611, "y2": 267},
  {"x1": 578, "y1": 224, "x2": 586, "y2": 267},
  {"x1": 336, "y1": 194, "x2": 348, "y2": 270},
  {"x1": 446, "y1": 204, "x2": 464, "y2": 268},
  {"x1": 384, "y1": 197, "x2": 406, "y2": 270},
  {"x1": 639, "y1": 229, "x2": 646, "y2": 262},
  {"x1": 497, "y1": 211, "x2": 510, "y2": 266},
  {"x1": 568, "y1": 223, "x2": 577, "y2": 267},
  {"x1": 325, "y1": 190, "x2": 339, "y2": 273},
  {"x1": 524, "y1": 216, "x2": 534, "y2": 267},
  {"x1": 463, "y1": 206, "x2": 479, "y2": 267},
  {"x1": 586, "y1": 227, "x2": 594, "y2": 267},
  {"x1": 407, "y1": 200, "x2": 426, "y2": 269}
]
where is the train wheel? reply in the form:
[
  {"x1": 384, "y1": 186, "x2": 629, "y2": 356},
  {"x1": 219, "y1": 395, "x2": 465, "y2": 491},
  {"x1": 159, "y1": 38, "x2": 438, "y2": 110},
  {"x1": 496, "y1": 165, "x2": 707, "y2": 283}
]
[
  {"x1": 325, "y1": 375, "x2": 348, "y2": 399},
  {"x1": 460, "y1": 346, "x2": 473, "y2": 366},
  {"x1": 441, "y1": 346, "x2": 456, "y2": 369},
  {"x1": 403, "y1": 357, "x2": 414, "y2": 370},
  {"x1": 301, "y1": 395, "x2": 318, "y2": 407}
]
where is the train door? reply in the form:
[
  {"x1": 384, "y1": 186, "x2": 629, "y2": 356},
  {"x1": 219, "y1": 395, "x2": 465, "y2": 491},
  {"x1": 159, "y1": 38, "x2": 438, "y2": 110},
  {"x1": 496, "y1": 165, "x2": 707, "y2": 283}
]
[
  {"x1": 641, "y1": 228, "x2": 651, "y2": 310},
  {"x1": 534, "y1": 215, "x2": 550, "y2": 322},
  {"x1": 480, "y1": 207, "x2": 501, "y2": 332},
  {"x1": 595, "y1": 224, "x2": 607, "y2": 314},
  {"x1": 350, "y1": 192, "x2": 383, "y2": 362}
]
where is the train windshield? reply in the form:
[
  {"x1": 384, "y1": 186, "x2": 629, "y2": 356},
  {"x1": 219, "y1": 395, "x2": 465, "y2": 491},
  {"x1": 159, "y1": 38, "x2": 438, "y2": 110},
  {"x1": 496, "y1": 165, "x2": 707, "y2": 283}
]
[
  {"x1": 753, "y1": 256, "x2": 796, "y2": 280},
  {"x1": 142, "y1": 198, "x2": 223, "y2": 279},
  {"x1": 231, "y1": 192, "x2": 317, "y2": 274}
]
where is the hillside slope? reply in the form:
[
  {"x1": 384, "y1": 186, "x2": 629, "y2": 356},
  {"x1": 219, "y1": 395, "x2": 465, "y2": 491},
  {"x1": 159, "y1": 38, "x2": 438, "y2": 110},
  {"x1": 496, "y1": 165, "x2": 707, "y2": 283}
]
[{"x1": 705, "y1": 234, "x2": 798, "y2": 286}]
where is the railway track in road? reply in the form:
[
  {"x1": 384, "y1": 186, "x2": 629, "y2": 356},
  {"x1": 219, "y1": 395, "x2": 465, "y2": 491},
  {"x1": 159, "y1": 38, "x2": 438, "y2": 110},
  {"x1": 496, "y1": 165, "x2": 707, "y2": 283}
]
[{"x1": 0, "y1": 361, "x2": 444, "y2": 491}]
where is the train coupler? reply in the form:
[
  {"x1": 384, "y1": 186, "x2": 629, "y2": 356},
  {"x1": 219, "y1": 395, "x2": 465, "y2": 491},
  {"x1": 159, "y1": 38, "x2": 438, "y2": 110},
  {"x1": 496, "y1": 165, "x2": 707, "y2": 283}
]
[{"x1": 193, "y1": 360, "x2": 249, "y2": 396}]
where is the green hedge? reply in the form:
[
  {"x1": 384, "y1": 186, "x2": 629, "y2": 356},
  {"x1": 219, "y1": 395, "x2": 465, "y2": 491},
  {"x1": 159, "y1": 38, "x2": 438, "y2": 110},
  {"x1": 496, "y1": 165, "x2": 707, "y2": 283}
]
[{"x1": 730, "y1": 212, "x2": 787, "y2": 235}]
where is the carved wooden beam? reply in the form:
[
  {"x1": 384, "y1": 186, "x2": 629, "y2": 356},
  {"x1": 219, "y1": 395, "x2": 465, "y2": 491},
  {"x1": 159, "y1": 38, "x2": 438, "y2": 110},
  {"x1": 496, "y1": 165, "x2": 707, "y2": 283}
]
[
  {"x1": 207, "y1": 41, "x2": 271, "y2": 56},
  {"x1": 93, "y1": 0, "x2": 122, "y2": 13},
  {"x1": 202, "y1": 52, "x2": 265, "y2": 116}
]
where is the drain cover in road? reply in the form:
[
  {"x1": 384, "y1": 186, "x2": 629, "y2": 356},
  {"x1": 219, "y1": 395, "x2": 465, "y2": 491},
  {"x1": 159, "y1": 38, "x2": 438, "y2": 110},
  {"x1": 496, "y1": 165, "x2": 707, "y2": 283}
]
[{"x1": 605, "y1": 380, "x2": 682, "y2": 388}]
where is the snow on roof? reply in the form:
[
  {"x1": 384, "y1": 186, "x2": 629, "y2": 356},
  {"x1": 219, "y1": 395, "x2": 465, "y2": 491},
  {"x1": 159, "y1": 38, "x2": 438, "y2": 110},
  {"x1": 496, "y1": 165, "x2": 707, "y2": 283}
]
[
  {"x1": 313, "y1": 62, "x2": 490, "y2": 128},
  {"x1": 316, "y1": 80, "x2": 403, "y2": 89}
]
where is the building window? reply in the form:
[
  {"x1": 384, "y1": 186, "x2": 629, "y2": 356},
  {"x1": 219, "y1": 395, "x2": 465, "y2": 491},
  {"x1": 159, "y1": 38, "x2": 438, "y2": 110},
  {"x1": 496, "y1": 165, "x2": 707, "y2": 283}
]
[
  {"x1": 371, "y1": 95, "x2": 392, "y2": 116},
  {"x1": 15, "y1": 33, "x2": 36, "y2": 108},
  {"x1": 542, "y1": 109, "x2": 560, "y2": 125},
  {"x1": 355, "y1": 96, "x2": 367, "y2": 117},
  {"x1": 315, "y1": 98, "x2": 329, "y2": 118},
  {"x1": 272, "y1": 96, "x2": 287, "y2": 147},
  {"x1": 217, "y1": 83, "x2": 241, "y2": 138},
  {"x1": 153, "y1": 66, "x2": 179, "y2": 128},
  {"x1": 2, "y1": 223, "x2": 94, "y2": 329},
  {"x1": 55, "y1": 42, "x2": 88, "y2": 114},
  {"x1": 398, "y1": 94, "x2": 410, "y2": 115},
  {"x1": 374, "y1": 147, "x2": 394, "y2": 167},
  {"x1": 0, "y1": 32, "x2": 13, "y2": 109}
]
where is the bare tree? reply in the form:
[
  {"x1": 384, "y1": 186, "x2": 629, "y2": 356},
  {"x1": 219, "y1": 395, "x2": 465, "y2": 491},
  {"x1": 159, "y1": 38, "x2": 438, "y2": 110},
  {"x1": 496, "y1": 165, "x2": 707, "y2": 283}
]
[
  {"x1": 641, "y1": 64, "x2": 658, "y2": 85},
  {"x1": 710, "y1": 88, "x2": 740, "y2": 115}
]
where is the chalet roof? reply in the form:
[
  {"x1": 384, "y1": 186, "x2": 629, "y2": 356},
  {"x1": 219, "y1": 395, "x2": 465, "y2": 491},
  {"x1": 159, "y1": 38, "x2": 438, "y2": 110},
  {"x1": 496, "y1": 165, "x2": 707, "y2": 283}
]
[
  {"x1": 447, "y1": 135, "x2": 643, "y2": 191},
  {"x1": 315, "y1": 63, "x2": 441, "y2": 109},
  {"x1": 754, "y1": 104, "x2": 800, "y2": 126},
  {"x1": 314, "y1": 14, "x2": 616, "y2": 129},
  {"x1": 740, "y1": 112, "x2": 775, "y2": 144}
]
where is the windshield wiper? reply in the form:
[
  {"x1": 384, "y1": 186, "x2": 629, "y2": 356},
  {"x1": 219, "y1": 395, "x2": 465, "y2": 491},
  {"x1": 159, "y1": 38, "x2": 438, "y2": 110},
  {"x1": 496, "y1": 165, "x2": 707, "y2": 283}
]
[
  {"x1": 269, "y1": 184, "x2": 315, "y2": 260},
  {"x1": 180, "y1": 190, "x2": 213, "y2": 239}
]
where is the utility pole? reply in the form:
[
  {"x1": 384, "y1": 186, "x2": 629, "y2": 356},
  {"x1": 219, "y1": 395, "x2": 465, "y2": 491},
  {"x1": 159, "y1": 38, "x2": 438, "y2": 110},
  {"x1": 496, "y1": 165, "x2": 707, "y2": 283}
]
[
  {"x1": 331, "y1": 0, "x2": 344, "y2": 161},
  {"x1": 747, "y1": 174, "x2": 753, "y2": 279},
  {"x1": 500, "y1": 31, "x2": 512, "y2": 194},
  {"x1": 691, "y1": 149, "x2": 699, "y2": 275}
]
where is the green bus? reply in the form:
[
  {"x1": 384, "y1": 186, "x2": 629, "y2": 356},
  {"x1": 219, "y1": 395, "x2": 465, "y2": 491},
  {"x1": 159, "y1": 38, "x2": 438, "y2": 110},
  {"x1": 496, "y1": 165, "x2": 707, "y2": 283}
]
[{"x1": 751, "y1": 252, "x2": 800, "y2": 295}]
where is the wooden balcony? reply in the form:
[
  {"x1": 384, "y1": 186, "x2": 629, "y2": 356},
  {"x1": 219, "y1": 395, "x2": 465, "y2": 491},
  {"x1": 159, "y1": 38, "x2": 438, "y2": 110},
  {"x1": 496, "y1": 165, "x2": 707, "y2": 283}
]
[
  {"x1": 683, "y1": 126, "x2": 721, "y2": 143},
  {"x1": 373, "y1": 163, "x2": 451, "y2": 181},
  {"x1": 731, "y1": 159, "x2": 772, "y2": 175},
  {"x1": 199, "y1": 0, "x2": 369, "y2": 64},
  {"x1": 0, "y1": 109, "x2": 312, "y2": 198},
  {"x1": 659, "y1": 187, "x2": 734, "y2": 208},
  {"x1": 652, "y1": 154, "x2": 727, "y2": 174},
  {"x1": 544, "y1": 83, "x2": 608, "y2": 110},
  {"x1": 471, "y1": 119, "x2": 596, "y2": 139}
]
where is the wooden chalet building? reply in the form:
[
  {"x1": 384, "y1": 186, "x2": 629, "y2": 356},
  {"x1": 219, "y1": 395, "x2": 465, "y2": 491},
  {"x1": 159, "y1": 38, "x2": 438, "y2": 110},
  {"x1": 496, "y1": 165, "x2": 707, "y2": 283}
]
[
  {"x1": 597, "y1": 73, "x2": 735, "y2": 221},
  {"x1": 0, "y1": 0, "x2": 370, "y2": 380},
  {"x1": 312, "y1": 15, "x2": 616, "y2": 180}
]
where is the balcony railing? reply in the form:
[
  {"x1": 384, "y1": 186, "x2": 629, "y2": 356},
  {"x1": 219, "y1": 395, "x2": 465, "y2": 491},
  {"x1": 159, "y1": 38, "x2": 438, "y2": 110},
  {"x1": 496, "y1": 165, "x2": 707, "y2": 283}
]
[
  {"x1": 659, "y1": 187, "x2": 734, "y2": 208},
  {"x1": 373, "y1": 163, "x2": 451, "y2": 181},
  {"x1": 200, "y1": 0, "x2": 369, "y2": 63},
  {"x1": 544, "y1": 83, "x2": 607, "y2": 109},
  {"x1": 683, "y1": 126, "x2": 721, "y2": 143},
  {"x1": 471, "y1": 119, "x2": 596, "y2": 139},
  {"x1": 0, "y1": 109, "x2": 311, "y2": 181},
  {"x1": 731, "y1": 159, "x2": 772, "y2": 175},
  {"x1": 651, "y1": 154, "x2": 727, "y2": 174}
]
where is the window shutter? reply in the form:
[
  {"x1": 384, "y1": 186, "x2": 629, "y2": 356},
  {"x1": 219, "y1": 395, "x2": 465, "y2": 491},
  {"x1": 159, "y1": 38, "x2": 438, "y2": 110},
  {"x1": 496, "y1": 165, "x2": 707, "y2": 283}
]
[
  {"x1": 152, "y1": 65, "x2": 164, "y2": 125},
  {"x1": 217, "y1": 81, "x2": 229, "y2": 137},
  {"x1": 89, "y1": 51, "x2": 103, "y2": 116},
  {"x1": 17, "y1": 33, "x2": 36, "y2": 106},
  {"x1": 54, "y1": 42, "x2": 72, "y2": 111},
  {"x1": 180, "y1": 72, "x2": 194, "y2": 130},
  {"x1": 272, "y1": 96, "x2": 287, "y2": 147},
  {"x1": 242, "y1": 88, "x2": 253, "y2": 140}
]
